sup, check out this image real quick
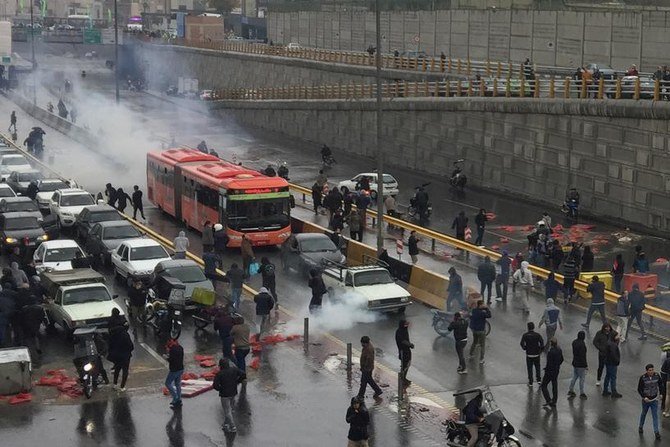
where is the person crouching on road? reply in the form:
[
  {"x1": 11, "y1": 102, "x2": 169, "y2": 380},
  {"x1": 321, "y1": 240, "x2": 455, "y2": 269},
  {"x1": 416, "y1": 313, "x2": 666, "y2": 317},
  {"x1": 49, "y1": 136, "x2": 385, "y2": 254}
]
[{"x1": 213, "y1": 357, "x2": 245, "y2": 433}]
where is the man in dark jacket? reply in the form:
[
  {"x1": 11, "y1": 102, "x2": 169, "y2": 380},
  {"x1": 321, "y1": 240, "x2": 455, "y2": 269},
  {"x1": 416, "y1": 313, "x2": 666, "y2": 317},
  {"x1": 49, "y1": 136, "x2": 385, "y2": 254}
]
[
  {"x1": 568, "y1": 331, "x2": 588, "y2": 399},
  {"x1": 357, "y1": 336, "x2": 382, "y2": 399},
  {"x1": 626, "y1": 283, "x2": 647, "y2": 340},
  {"x1": 451, "y1": 211, "x2": 469, "y2": 241},
  {"x1": 408, "y1": 230, "x2": 419, "y2": 264},
  {"x1": 395, "y1": 319, "x2": 414, "y2": 386},
  {"x1": 308, "y1": 269, "x2": 326, "y2": 312},
  {"x1": 562, "y1": 254, "x2": 579, "y2": 303},
  {"x1": 638, "y1": 363, "x2": 664, "y2": 440},
  {"x1": 105, "y1": 183, "x2": 117, "y2": 207},
  {"x1": 469, "y1": 301, "x2": 491, "y2": 364},
  {"x1": 593, "y1": 323, "x2": 617, "y2": 386},
  {"x1": 259, "y1": 257, "x2": 277, "y2": 304},
  {"x1": 165, "y1": 339, "x2": 184, "y2": 408},
  {"x1": 477, "y1": 256, "x2": 496, "y2": 304},
  {"x1": 107, "y1": 326, "x2": 134, "y2": 391},
  {"x1": 582, "y1": 275, "x2": 606, "y2": 328},
  {"x1": 474, "y1": 208, "x2": 488, "y2": 246},
  {"x1": 346, "y1": 397, "x2": 370, "y2": 446},
  {"x1": 254, "y1": 287, "x2": 274, "y2": 337},
  {"x1": 463, "y1": 393, "x2": 484, "y2": 446},
  {"x1": 131, "y1": 185, "x2": 145, "y2": 220},
  {"x1": 447, "y1": 267, "x2": 465, "y2": 311},
  {"x1": 213, "y1": 358, "x2": 244, "y2": 433},
  {"x1": 448, "y1": 312, "x2": 469, "y2": 374},
  {"x1": 603, "y1": 336, "x2": 622, "y2": 398},
  {"x1": 214, "y1": 308, "x2": 235, "y2": 360},
  {"x1": 127, "y1": 278, "x2": 147, "y2": 325},
  {"x1": 541, "y1": 338, "x2": 564, "y2": 408},
  {"x1": 496, "y1": 251, "x2": 512, "y2": 301},
  {"x1": 224, "y1": 263, "x2": 246, "y2": 311},
  {"x1": 520, "y1": 322, "x2": 544, "y2": 386}
]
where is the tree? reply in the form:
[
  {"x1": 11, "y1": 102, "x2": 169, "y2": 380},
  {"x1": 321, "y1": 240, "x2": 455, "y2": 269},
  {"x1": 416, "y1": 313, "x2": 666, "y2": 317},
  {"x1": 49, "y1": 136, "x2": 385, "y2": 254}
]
[{"x1": 208, "y1": 0, "x2": 239, "y2": 14}]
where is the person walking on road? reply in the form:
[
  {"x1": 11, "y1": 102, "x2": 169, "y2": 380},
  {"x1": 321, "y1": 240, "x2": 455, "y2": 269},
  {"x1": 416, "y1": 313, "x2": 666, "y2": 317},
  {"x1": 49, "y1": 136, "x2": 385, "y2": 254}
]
[
  {"x1": 567, "y1": 331, "x2": 588, "y2": 399},
  {"x1": 224, "y1": 263, "x2": 246, "y2": 311},
  {"x1": 477, "y1": 256, "x2": 496, "y2": 304},
  {"x1": 447, "y1": 267, "x2": 465, "y2": 311},
  {"x1": 539, "y1": 298, "x2": 563, "y2": 347},
  {"x1": 259, "y1": 257, "x2": 277, "y2": 305},
  {"x1": 201, "y1": 220, "x2": 214, "y2": 253},
  {"x1": 581, "y1": 246, "x2": 594, "y2": 272},
  {"x1": 311, "y1": 182, "x2": 323, "y2": 215},
  {"x1": 603, "y1": 335, "x2": 622, "y2": 398},
  {"x1": 105, "y1": 183, "x2": 118, "y2": 208},
  {"x1": 562, "y1": 253, "x2": 579, "y2": 303},
  {"x1": 131, "y1": 185, "x2": 145, "y2": 220},
  {"x1": 308, "y1": 268, "x2": 326, "y2": 313},
  {"x1": 240, "y1": 234, "x2": 254, "y2": 274},
  {"x1": 213, "y1": 357, "x2": 245, "y2": 433},
  {"x1": 611, "y1": 253, "x2": 625, "y2": 293},
  {"x1": 357, "y1": 336, "x2": 383, "y2": 399},
  {"x1": 469, "y1": 300, "x2": 491, "y2": 365},
  {"x1": 346, "y1": 397, "x2": 370, "y2": 447},
  {"x1": 395, "y1": 319, "x2": 414, "y2": 387},
  {"x1": 173, "y1": 230, "x2": 189, "y2": 259},
  {"x1": 593, "y1": 323, "x2": 617, "y2": 387},
  {"x1": 661, "y1": 352, "x2": 670, "y2": 417},
  {"x1": 346, "y1": 210, "x2": 363, "y2": 242},
  {"x1": 513, "y1": 261, "x2": 533, "y2": 313},
  {"x1": 496, "y1": 251, "x2": 512, "y2": 302},
  {"x1": 127, "y1": 278, "x2": 148, "y2": 325},
  {"x1": 165, "y1": 339, "x2": 184, "y2": 409},
  {"x1": 214, "y1": 308, "x2": 234, "y2": 360},
  {"x1": 115, "y1": 188, "x2": 132, "y2": 214},
  {"x1": 213, "y1": 223, "x2": 229, "y2": 257},
  {"x1": 638, "y1": 364, "x2": 664, "y2": 440},
  {"x1": 615, "y1": 291, "x2": 630, "y2": 343},
  {"x1": 543, "y1": 272, "x2": 561, "y2": 300},
  {"x1": 8, "y1": 111, "x2": 16, "y2": 133},
  {"x1": 582, "y1": 276, "x2": 606, "y2": 328},
  {"x1": 107, "y1": 326, "x2": 134, "y2": 391},
  {"x1": 253, "y1": 287, "x2": 274, "y2": 337},
  {"x1": 408, "y1": 230, "x2": 419, "y2": 264},
  {"x1": 627, "y1": 283, "x2": 647, "y2": 340},
  {"x1": 474, "y1": 208, "x2": 487, "y2": 246},
  {"x1": 451, "y1": 211, "x2": 469, "y2": 241},
  {"x1": 449, "y1": 312, "x2": 469, "y2": 374},
  {"x1": 231, "y1": 315, "x2": 250, "y2": 375},
  {"x1": 541, "y1": 338, "x2": 564, "y2": 408},
  {"x1": 520, "y1": 322, "x2": 544, "y2": 386}
]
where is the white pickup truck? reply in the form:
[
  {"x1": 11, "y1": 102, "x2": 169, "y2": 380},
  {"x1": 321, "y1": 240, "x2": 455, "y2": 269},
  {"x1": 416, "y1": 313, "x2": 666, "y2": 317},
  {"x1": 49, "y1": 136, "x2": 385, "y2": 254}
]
[
  {"x1": 41, "y1": 268, "x2": 125, "y2": 335},
  {"x1": 322, "y1": 262, "x2": 412, "y2": 313}
]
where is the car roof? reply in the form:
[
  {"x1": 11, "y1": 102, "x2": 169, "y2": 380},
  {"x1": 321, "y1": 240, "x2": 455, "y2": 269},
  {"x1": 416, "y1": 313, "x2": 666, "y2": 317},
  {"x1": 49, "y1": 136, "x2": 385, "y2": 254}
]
[
  {"x1": 97, "y1": 220, "x2": 135, "y2": 228},
  {"x1": 39, "y1": 178, "x2": 66, "y2": 184},
  {"x1": 295, "y1": 233, "x2": 332, "y2": 241},
  {"x1": 122, "y1": 238, "x2": 162, "y2": 247},
  {"x1": 156, "y1": 259, "x2": 199, "y2": 269},
  {"x1": 14, "y1": 169, "x2": 41, "y2": 175},
  {"x1": 56, "y1": 188, "x2": 89, "y2": 195},
  {"x1": 41, "y1": 239, "x2": 81, "y2": 249},
  {"x1": 1, "y1": 154, "x2": 27, "y2": 159},
  {"x1": 83, "y1": 204, "x2": 118, "y2": 213},
  {"x1": 0, "y1": 196, "x2": 32, "y2": 203},
  {"x1": 0, "y1": 211, "x2": 40, "y2": 218},
  {"x1": 0, "y1": 184, "x2": 14, "y2": 189}
]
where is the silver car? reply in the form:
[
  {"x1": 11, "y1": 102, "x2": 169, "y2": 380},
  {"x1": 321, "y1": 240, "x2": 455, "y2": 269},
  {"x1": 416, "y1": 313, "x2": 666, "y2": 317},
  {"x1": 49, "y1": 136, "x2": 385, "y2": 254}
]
[{"x1": 151, "y1": 259, "x2": 214, "y2": 300}]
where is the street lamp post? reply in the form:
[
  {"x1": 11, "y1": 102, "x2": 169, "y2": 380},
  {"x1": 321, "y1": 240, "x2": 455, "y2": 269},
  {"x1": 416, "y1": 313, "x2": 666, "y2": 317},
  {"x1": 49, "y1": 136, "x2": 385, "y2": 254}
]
[
  {"x1": 29, "y1": 0, "x2": 35, "y2": 104},
  {"x1": 114, "y1": 0, "x2": 119, "y2": 103},
  {"x1": 375, "y1": 0, "x2": 383, "y2": 254}
]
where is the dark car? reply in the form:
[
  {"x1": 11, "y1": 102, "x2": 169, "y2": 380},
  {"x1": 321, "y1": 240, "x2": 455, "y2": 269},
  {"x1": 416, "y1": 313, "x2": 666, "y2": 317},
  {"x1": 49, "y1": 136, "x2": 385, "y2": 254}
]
[
  {"x1": 280, "y1": 233, "x2": 345, "y2": 276},
  {"x1": 0, "y1": 197, "x2": 42, "y2": 222},
  {"x1": 6, "y1": 169, "x2": 43, "y2": 196},
  {"x1": 74, "y1": 204, "x2": 124, "y2": 241},
  {"x1": 0, "y1": 211, "x2": 48, "y2": 252},
  {"x1": 84, "y1": 220, "x2": 143, "y2": 266}
]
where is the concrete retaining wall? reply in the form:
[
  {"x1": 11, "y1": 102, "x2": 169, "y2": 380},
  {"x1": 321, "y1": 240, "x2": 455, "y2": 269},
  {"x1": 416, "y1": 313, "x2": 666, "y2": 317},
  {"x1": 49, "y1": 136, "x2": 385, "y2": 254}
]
[
  {"x1": 213, "y1": 97, "x2": 670, "y2": 234},
  {"x1": 268, "y1": 9, "x2": 670, "y2": 72}
]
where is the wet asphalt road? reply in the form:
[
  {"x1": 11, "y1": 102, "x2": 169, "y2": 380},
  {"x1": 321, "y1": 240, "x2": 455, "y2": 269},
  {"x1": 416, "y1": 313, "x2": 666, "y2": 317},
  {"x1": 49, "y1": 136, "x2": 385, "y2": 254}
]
[{"x1": 1, "y1": 65, "x2": 670, "y2": 446}]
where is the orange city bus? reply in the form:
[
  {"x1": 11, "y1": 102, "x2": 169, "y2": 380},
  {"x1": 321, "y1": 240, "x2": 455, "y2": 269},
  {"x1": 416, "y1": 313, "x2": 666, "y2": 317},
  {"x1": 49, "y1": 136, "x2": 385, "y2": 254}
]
[{"x1": 147, "y1": 148, "x2": 291, "y2": 247}]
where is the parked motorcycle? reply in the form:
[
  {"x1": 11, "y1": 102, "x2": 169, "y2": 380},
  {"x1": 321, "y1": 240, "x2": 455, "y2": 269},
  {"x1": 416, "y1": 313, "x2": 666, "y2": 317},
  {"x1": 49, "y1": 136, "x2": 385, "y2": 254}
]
[
  {"x1": 277, "y1": 162, "x2": 290, "y2": 180},
  {"x1": 450, "y1": 159, "x2": 467, "y2": 190},
  {"x1": 561, "y1": 198, "x2": 579, "y2": 220},
  {"x1": 321, "y1": 144, "x2": 336, "y2": 168},
  {"x1": 72, "y1": 327, "x2": 103, "y2": 399},
  {"x1": 147, "y1": 276, "x2": 186, "y2": 339},
  {"x1": 446, "y1": 386, "x2": 521, "y2": 446}
]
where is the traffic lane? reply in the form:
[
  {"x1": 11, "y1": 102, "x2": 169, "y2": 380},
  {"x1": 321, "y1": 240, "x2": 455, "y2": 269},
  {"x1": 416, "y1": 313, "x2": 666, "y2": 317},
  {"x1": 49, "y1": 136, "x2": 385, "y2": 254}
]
[{"x1": 0, "y1": 342, "x2": 436, "y2": 447}]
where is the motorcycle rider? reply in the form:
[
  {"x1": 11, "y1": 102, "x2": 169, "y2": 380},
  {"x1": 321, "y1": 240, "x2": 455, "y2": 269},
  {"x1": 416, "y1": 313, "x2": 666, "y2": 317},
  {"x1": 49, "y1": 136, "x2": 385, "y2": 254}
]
[
  {"x1": 413, "y1": 186, "x2": 429, "y2": 221},
  {"x1": 564, "y1": 188, "x2": 580, "y2": 214},
  {"x1": 263, "y1": 164, "x2": 276, "y2": 177},
  {"x1": 321, "y1": 144, "x2": 333, "y2": 164},
  {"x1": 463, "y1": 392, "x2": 485, "y2": 447},
  {"x1": 277, "y1": 163, "x2": 289, "y2": 180},
  {"x1": 197, "y1": 140, "x2": 208, "y2": 153}
]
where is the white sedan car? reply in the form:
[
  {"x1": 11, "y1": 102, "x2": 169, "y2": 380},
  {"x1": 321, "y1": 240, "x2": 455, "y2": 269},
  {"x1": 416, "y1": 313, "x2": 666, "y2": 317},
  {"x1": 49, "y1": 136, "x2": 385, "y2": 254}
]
[
  {"x1": 49, "y1": 188, "x2": 96, "y2": 227},
  {"x1": 111, "y1": 238, "x2": 172, "y2": 286},
  {"x1": 0, "y1": 154, "x2": 32, "y2": 181},
  {"x1": 338, "y1": 173, "x2": 400, "y2": 199},
  {"x1": 33, "y1": 239, "x2": 87, "y2": 272}
]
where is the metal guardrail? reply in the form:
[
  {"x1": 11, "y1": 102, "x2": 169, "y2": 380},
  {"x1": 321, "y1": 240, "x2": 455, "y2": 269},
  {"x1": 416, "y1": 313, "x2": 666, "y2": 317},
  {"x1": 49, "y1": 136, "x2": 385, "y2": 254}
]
[
  {"x1": 287, "y1": 182, "x2": 670, "y2": 324},
  {"x1": 210, "y1": 76, "x2": 670, "y2": 101}
]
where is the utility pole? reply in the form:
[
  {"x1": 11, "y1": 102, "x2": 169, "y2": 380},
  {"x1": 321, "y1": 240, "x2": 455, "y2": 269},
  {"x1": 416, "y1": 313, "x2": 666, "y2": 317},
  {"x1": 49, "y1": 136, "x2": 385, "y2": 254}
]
[
  {"x1": 375, "y1": 0, "x2": 383, "y2": 254},
  {"x1": 114, "y1": 0, "x2": 119, "y2": 103},
  {"x1": 29, "y1": 0, "x2": 35, "y2": 105}
]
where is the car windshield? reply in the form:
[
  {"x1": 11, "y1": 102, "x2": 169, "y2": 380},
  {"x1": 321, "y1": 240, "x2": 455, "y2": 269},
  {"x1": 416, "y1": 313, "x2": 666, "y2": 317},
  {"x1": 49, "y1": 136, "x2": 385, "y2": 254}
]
[
  {"x1": 39, "y1": 181, "x2": 68, "y2": 192},
  {"x1": 162, "y1": 266, "x2": 207, "y2": 283},
  {"x1": 4, "y1": 216, "x2": 40, "y2": 230},
  {"x1": 382, "y1": 174, "x2": 395, "y2": 184},
  {"x1": 18, "y1": 172, "x2": 42, "y2": 182},
  {"x1": 90, "y1": 210, "x2": 122, "y2": 223},
  {"x1": 5, "y1": 202, "x2": 38, "y2": 212},
  {"x1": 60, "y1": 194, "x2": 94, "y2": 207},
  {"x1": 103, "y1": 225, "x2": 141, "y2": 240},
  {"x1": 226, "y1": 197, "x2": 290, "y2": 231},
  {"x1": 44, "y1": 247, "x2": 83, "y2": 262},
  {"x1": 354, "y1": 270, "x2": 394, "y2": 287},
  {"x1": 3, "y1": 157, "x2": 28, "y2": 166},
  {"x1": 130, "y1": 245, "x2": 168, "y2": 260},
  {"x1": 0, "y1": 188, "x2": 15, "y2": 198},
  {"x1": 62, "y1": 286, "x2": 111, "y2": 305},
  {"x1": 299, "y1": 237, "x2": 337, "y2": 253}
]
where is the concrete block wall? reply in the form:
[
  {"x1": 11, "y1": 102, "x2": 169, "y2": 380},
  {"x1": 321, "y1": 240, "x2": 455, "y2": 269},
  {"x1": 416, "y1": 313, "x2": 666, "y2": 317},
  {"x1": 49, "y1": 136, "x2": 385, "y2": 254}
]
[
  {"x1": 213, "y1": 98, "x2": 670, "y2": 234},
  {"x1": 267, "y1": 9, "x2": 670, "y2": 71}
]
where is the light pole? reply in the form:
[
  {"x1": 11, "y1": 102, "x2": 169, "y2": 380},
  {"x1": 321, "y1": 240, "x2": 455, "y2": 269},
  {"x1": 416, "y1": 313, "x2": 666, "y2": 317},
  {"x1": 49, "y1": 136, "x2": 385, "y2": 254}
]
[
  {"x1": 29, "y1": 0, "x2": 35, "y2": 105},
  {"x1": 375, "y1": 0, "x2": 383, "y2": 254},
  {"x1": 114, "y1": 0, "x2": 119, "y2": 103}
]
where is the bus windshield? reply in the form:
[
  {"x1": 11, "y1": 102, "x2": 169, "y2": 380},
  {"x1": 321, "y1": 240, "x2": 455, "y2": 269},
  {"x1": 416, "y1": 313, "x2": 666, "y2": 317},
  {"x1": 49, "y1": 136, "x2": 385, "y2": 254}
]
[{"x1": 226, "y1": 197, "x2": 290, "y2": 231}]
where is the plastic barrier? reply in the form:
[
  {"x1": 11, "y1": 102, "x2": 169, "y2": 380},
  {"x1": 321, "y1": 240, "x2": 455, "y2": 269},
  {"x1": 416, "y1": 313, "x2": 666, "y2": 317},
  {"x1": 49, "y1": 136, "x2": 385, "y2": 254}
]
[
  {"x1": 578, "y1": 271, "x2": 613, "y2": 299},
  {"x1": 623, "y1": 273, "x2": 658, "y2": 299}
]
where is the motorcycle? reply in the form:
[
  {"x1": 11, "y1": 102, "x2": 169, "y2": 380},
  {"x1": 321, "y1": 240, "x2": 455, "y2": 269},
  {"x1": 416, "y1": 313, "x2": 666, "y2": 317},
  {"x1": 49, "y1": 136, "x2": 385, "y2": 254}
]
[
  {"x1": 450, "y1": 159, "x2": 467, "y2": 190},
  {"x1": 561, "y1": 199, "x2": 579, "y2": 220},
  {"x1": 277, "y1": 162, "x2": 290, "y2": 181},
  {"x1": 147, "y1": 276, "x2": 186, "y2": 339},
  {"x1": 446, "y1": 386, "x2": 521, "y2": 447},
  {"x1": 72, "y1": 327, "x2": 103, "y2": 399},
  {"x1": 321, "y1": 145, "x2": 336, "y2": 168},
  {"x1": 408, "y1": 183, "x2": 432, "y2": 221},
  {"x1": 431, "y1": 309, "x2": 491, "y2": 337}
]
